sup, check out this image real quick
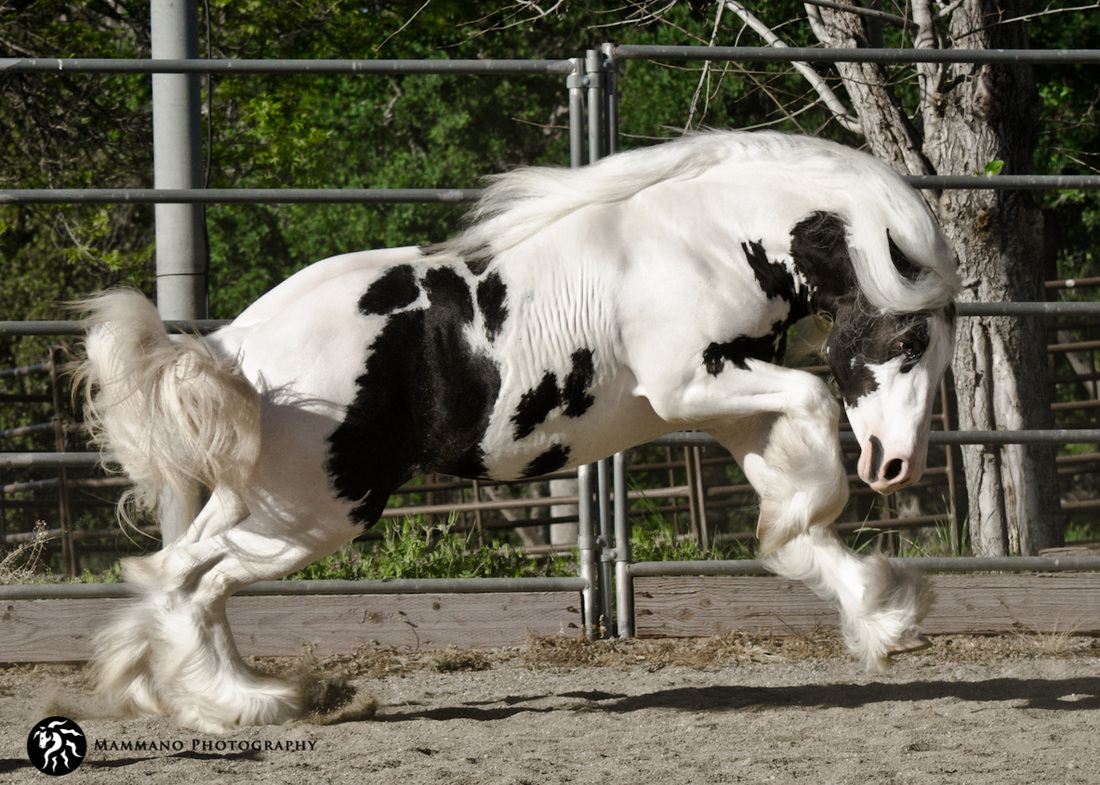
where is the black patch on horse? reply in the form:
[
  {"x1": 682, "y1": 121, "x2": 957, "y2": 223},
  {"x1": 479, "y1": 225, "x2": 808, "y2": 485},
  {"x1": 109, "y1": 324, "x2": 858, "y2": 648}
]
[
  {"x1": 743, "y1": 240, "x2": 794, "y2": 303},
  {"x1": 461, "y1": 243, "x2": 495, "y2": 276},
  {"x1": 512, "y1": 372, "x2": 560, "y2": 440},
  {"x1": 703, "y1": 321, "x2": 786, "y2": 376},
  {"x1": 327, "y1": 265, "x2": 501, "y2": 526},
  {"x1": 887, "y1": 230, "x2": 923, "y2": 282},
  {"x1": 521, "y1": 443, "x2": 571, "y2": 479},
  {"x1": 511, "y1": 348, "x2": 598, "y2": 439},
  {"x1": 477, "y1": 271, "x2": 509, "y2": 341},
  {"x1": 562, "y1": 348, "x2": 596, "y2": 417},
  {"x1": 358, "y1": 265, "x2": 420, "y2": 315},
  {"x1": 789, "y1": 211, "x2": 855, "y2": 312}
]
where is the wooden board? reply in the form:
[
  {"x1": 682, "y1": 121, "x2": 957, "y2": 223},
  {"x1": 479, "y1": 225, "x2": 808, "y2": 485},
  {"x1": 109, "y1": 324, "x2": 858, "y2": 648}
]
[
  {"x1": 0, "y1": 592, "x2": 583, "y2": 663},
  {"x1": 634, "y1": 574, "x2": 1100, "y2": 638}
]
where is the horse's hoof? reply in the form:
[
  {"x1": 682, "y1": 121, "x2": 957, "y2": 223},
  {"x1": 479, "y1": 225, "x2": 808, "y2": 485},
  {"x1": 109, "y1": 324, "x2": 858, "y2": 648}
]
[{"x1": 887, "y1": 635, "x2": 932, "y2": 656}]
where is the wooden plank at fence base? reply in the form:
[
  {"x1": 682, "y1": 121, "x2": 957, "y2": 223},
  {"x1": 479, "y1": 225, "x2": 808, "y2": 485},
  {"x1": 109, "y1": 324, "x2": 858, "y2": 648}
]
[
  {"x1": 0, "y1": 592, "x2": 583, "y2": 663},
  {"x1": 634, "y1": 574, "x2": 1100, "y2": 638},
  {"x1": 228, "y1": 592, "x2": 583, "y2": 656}
]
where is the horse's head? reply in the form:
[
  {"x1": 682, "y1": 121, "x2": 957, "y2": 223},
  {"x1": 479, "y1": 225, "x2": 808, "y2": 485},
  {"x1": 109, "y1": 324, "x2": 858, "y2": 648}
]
[
  {"x1": 788, "y1": 181, "x2": 958, "y2": 497},
  {"x1": 826, "y1": 297, "x2": 956, "y2": 495}
]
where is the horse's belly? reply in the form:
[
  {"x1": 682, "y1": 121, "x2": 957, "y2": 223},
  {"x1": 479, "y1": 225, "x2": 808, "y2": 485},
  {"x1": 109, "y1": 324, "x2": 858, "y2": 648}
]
[{"x1": 478, "y1": 389, "x2": 668, "y2": 481}]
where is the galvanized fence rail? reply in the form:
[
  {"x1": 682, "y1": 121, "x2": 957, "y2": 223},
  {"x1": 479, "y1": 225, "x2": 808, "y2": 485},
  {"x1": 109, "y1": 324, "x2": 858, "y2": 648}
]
[{"x1": 3, "y1": 31, "x2": 1100, "y2": 645}]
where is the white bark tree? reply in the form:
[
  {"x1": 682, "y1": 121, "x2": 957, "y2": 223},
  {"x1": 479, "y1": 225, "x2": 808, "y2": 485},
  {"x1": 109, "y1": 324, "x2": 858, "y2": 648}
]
[{"x1": 723, "y1": 0, "x2": 1062, "y2": 554}]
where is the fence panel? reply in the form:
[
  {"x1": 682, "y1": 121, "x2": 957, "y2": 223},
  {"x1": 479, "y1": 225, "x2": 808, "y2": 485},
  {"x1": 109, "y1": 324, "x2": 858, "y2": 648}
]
[{"x1": 2, "y1": 39, "x2": 1099, "y2": 649}]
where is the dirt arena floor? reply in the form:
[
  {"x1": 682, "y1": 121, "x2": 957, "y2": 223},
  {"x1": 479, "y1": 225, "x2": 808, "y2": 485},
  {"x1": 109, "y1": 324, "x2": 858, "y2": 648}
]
[{"x1": 2, "y1": 633, "x2": 1099, "y2": 784}]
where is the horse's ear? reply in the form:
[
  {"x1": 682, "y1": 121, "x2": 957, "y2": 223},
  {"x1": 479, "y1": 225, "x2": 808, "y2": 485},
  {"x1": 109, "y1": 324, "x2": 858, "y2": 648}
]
[{"x1": 887, "y1": 230, "x2": 923, "y2": 282}]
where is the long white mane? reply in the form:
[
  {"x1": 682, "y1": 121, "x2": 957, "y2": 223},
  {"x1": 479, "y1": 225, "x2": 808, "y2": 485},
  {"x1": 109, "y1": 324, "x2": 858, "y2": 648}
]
[{"x1": 440, "y1": 130, "x2": 960, "y2": 314}]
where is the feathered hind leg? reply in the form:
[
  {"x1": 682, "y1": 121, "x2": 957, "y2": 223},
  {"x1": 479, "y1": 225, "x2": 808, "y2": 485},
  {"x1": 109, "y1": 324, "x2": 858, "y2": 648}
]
[
  {"x1": 711, "y1": 383, "x2": 932, "y2": 672},
  {"x1": 76, "y1": 290, "x2": 295, "y2": 730},
  {"x1": 90, "y1": 491, "x2": 305, "y2": 733}
]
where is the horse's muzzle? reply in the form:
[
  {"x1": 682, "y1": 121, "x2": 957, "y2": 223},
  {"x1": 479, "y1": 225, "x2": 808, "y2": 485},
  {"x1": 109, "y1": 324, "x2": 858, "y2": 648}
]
[{"x1": 861, "y1": 435, "x2": 924, "y2": 495}]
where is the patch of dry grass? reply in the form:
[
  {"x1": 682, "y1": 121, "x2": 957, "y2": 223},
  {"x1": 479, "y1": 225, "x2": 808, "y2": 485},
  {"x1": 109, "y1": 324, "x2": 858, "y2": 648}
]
[{"x1": 0, "y1": 521, "x2": 51, "y2": 583}]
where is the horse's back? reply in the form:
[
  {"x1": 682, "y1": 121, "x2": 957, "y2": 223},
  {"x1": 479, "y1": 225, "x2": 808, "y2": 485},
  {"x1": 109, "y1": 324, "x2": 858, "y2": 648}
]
[{"x1": 208, "y1": 246, "x2": 428, "y2": 358}]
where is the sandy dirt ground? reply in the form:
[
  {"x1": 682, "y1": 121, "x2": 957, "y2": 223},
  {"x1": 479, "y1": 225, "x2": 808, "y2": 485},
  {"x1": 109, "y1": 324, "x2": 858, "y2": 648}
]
[{"x1": 2, "y1": 633, "x2": 1099, "y2": 785}]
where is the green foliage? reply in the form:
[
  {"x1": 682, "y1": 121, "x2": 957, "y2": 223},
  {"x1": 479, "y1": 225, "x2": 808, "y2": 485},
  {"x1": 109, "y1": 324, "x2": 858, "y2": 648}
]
[
  {"x1": 629, "y1": 512, "x2": 712, "y2": 563},
  {"x1": 980, "y1": 160, "x2": 1006, "y2": 177},
  {"x1": 628, "y1": 482, "x2": 754, "y2": 562},
  {"x1": 3, "y1": 0, "x2": 1100, "y2": 555},
  {"x1": 893, "y1": 509, "x2": 969, "y2": 559},
  {"x1": 287, "y1": 516, "x2": 574, "y2": 581},
  {"x1": 1065, "y1": 518, "x2": 1100, "y2": 544}
]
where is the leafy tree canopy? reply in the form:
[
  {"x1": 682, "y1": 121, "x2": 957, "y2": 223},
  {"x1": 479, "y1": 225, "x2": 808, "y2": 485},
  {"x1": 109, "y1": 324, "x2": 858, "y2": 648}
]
[{"x1": 0, "y1": 1, "x2": 1096, "y2": 333}]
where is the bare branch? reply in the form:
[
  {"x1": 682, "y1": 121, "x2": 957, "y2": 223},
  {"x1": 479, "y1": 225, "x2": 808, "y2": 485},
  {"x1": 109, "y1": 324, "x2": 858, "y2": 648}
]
[
  {"x1": 953, "y1": 1, "x2": 1100, "y2": 37},
  {"x1": 802, "y1": 0, "x2": 918, "y2": 31},
  {"x1": 802, "y1": 0, "x2": 935, "y2": 191},
  {"x1": 684, "y1": 0, "x2": 726, "y2": 133},
  {"x1": 374, "y1": 0, "x2": 435, "y2": 54},
  {"x1": 912, "y1": 0, "x2": 943, "y2": 145},
  {"x1": 725, "y1": 0, "x2": 862, "y2": 134}
]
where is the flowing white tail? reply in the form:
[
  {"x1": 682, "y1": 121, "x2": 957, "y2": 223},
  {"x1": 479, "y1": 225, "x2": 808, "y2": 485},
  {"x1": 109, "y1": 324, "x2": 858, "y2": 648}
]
[{"x1": 77, "y1": 290, "x2": 262, "y2": 522}]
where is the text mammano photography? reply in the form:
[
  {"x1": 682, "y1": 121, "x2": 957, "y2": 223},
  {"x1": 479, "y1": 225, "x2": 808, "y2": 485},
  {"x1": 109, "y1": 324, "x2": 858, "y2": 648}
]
[{"x1": 26, "y1": 716, "x2": 317, "y2": 776}]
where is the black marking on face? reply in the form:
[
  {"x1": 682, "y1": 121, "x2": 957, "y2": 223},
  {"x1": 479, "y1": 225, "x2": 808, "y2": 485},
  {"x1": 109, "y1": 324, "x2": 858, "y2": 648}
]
[
  {"x1": 743, "y1": 240, "x2": 795, "y2": 303},
  {"x1": 896, "y1": 319, "x2": 930, "y2": 373},
  {"x1": 703, "y1": 321, "x2": 786, "y2": 376},
  {"x1": 358, "y1": 265, "x2": 420, "y2": 316},
  {"x1": 868, "y1": 435, "x2": 884, "y2": 482},
  {"x1": 562, "y1": 348, "x2": 596, "y2": 417},
  {"x1": 789, "y1": 211, "x2": 854, "y2": 312},
  {"x1": 328, "y1": 264, "x2": 501, "y2": 526},
  {"x1": 521, "y1": 444, "x2": 571, "y2": 479},
  {"x1": 827, "y1": 296, "x2": 935, "y2": 406},
  {"x1": 887, "y1": 230, "x2": 923, "y2": 282},
  {"x1": 477, "y1": 271, "x2": 509, "y2": 341},
  {"x1": 512, "y1": 371, "x2": 560, "y2": 440}
]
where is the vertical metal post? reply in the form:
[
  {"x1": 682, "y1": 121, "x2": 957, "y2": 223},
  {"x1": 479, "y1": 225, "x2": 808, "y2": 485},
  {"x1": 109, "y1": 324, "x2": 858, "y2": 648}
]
[
  {"x1": 613, "y1": 451, "x2": 634, "y2": 637},
  {"x1": 49, "y1": 347, "x2": 76, "y2": 577},
  {"x1": 601, "y1": 43, "x2": 619, "y2": 157},
  {"x1": 577, "y1": 463, "x2": 599, "y2": 638},
  {"x1": 567, "y1": 58, "x2": 586, "y2": 169},
  {"x1": 568, "y1": 55, "x2": 598, "y2": 636},
  {"x1": 152, "y1": 0, "x2": 207, "y2": 320},
  {"x1": 152, "y1": 0, "x2": 207, "y2": 545},
  {"x1": 585, "y1": 50, "x2": 604, "y2": 164},
  {"x1": 940, "y1": 375, "x2": 963, "y2": 554},
  {"x1": 599, "y1": 44, "x2": 633, "y2": 637},
  {"x1": 585, "y1": 50, "x2": 619, "y2": 634},
  {"x1": 596, "y1": 457, "x2": 614, "y2": 633}
]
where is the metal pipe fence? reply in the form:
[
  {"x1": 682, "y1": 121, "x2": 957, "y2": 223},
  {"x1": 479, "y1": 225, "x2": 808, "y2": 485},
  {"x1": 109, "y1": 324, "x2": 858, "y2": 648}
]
[{"x1": 3, "y1": 39, "x2": 1100, "y2": 642}]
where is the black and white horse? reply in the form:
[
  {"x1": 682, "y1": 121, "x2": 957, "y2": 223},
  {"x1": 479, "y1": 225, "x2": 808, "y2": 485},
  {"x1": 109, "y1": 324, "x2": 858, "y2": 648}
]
[{"x1": 79, "y1": 130, "x2": 959, "y2": 732}]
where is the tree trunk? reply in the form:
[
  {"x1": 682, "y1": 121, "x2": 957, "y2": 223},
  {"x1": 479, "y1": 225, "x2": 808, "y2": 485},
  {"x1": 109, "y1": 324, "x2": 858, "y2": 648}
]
[{"x1": 809, "y1": 0, "x2": 1062, "y2": 555}]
